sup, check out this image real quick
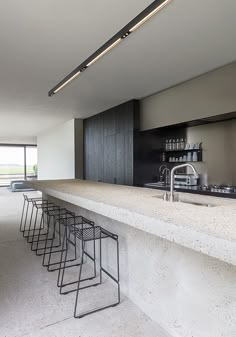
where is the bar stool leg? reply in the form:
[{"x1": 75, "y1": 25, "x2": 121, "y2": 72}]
[
  {"x1": 25, "y1": 202, "x2": 35, "y2": 240},
  {"x1": 57, "y1": 225, "x2": 68, "y2": 287},
  {"x1": 36, "y1": 211, "x2": 48, "y2": 256},
  {"x1": 99, "y1": 233, "x2": 102, "y2": 284},
  {"x1": 23, "y1": 202, "x2": 31, "y2": 238},
  {"x1": 31, "y1": 211, "x2": 44, "y2": 251},
  {"x1": 43, "y1": 215, "x2": 56, "y2": 267},
  {"x1": 116, "y1": 239, "x2": 121, "y2": 304},
  {"x1": 59, "y1": 228, "x2": 73, "y2": 293},
  {"x1": 74, "y1": 241, "x2": 85, "y2": 318},
  {"x1": 20, "y1": 196, "x2": 26, "y2": 232},
  {"x1": 47, "y1": 217, "x2": 64, "y2": 271},
  {"x1": 42, "y1": 213, "x2": 53, "y2": 266},
  {"x1": 28, "y1": 207, "x2": 38, "y2": 244},
  {"x1": 47, "y1": 217, "x2": 57, "y2": 269}
]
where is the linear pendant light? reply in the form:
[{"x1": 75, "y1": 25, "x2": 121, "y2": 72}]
[
  {"x1": 54, "y1": 70, "x2": 81, "y2": 93},
  {"x1": 87, "y1": 38, "x2": 122, "y2": 67},
  {"x1": 48, "y1": 0, "x2": 172, "y2": 96}
]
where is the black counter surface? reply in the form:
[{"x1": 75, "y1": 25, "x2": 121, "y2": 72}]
[{"x1": 143, "y1": 183, "x2": 236, "y2": 199}]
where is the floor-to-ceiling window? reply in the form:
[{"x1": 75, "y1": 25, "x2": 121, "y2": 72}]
[{"x1": 0, "y1": 144, "x2": 37, "y2": 186}]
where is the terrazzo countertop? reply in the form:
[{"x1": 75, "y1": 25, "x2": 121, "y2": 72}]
[{"x1": 29, "y1": 179, "x2": 236, "y2": 266}]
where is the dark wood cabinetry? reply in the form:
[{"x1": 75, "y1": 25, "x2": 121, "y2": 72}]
[{"x1": 84, "y1": 100, "x2": 139, "y2": 185}]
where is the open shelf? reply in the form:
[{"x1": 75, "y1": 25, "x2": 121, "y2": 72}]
[
  {"x1": 153, "y1": 148, "x2": 202, "y2": 153},
  {"x1": 162, "y1": 160, "x2": 202, "y2": 164},
  {"x1": 154, "y1": 148, "x2": 203, "y2": 163}
]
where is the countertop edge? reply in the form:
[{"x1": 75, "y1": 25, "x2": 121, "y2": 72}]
[{"x1": 28, "y1": 181, "x2": 236, "y2": 267}]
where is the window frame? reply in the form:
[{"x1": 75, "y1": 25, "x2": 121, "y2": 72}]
[{"x1": 0, "y1": 143, "x2": 37, "y2": 186}]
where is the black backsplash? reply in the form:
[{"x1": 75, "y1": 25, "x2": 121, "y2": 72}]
[{"x1": 134, "y1": 127, "x2": 187, "y2": 186}]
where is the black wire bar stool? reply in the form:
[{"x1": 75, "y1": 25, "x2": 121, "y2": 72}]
[
  {"x1": 42, "y1": 207, "x2": 77, "y2": 271},
  {"x1": 27, "y1": 200, "x2": 58, "y2": 247},
  {"x1": 20, "y1": 195, "x2": 53, "y2": 243},
  {"x1": 20, "y1": 195, "x2": 48, "y2": 238},
  {"x1": 20, "y1": 194, "x2": 42, "y2": 233},
  {"x1": 62, "y1": 224, "x2": 120, "y2": 318},
  {"x1": 58, "y1": 217, "x2": 97, "y2": 294},
  {"x1": 45, "y1": 210, "x2": 81, "y2": 272},
  {"x1": 33, "y1": 204, "x2": 63, "y2": 256},
  {"x1": 29, "y1": 201, "x2": 60, "y2": 254},
  {"x1": 46, "y1": 213, "x2": 82, "y2": 273}
]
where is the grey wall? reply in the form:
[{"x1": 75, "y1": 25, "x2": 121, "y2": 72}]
[
  {"x1": 186, "y1": 121, "x2": 236, "y2": 185},
  {"x1": 140, "y1": 62, "x2": 236, "y2": 131}
]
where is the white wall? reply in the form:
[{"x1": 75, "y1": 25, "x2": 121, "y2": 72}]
[
  {"x1": 37, "y1": 120, "x2": 76, "y2": 180},
  {"x1": 140, "y1": 62, "x2": 236, "y2": 131},
  {"x1": 0, "y1": 136, "x2": 37, "y2": 144},
  {"x1": 74, "y1": 119, "x2": 83, "y2": 179}
]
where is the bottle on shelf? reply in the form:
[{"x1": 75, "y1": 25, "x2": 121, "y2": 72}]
[
  {"x1": 187, "y1": 152, "x2": 192, "y2": 161},
  {"x1": 172, "y1": 139, "x2": 176, "y2": 150},
  {"x1": 176, "y1": 139, "x2": 179, "y2": 150},
  {"x1": 192, "y1": 152, "x2": 198, "y2": 161},
  {"x1": 165, "y1": 139, "x2": 169, "y2": 151},
  {"x1": 161, "y1": 152, "x2": 166, "y2": 162},
  {"x1": 184, "y1": 138, "x2": 187, "y2": 150}
]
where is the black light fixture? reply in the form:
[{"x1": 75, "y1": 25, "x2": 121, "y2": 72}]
[{"x1": 48, "y1": 0, "x2": 172, "y2": 96}]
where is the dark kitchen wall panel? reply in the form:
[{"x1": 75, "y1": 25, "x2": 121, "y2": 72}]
[{"x1": 83, "y1": 100, "x2": 139, "y2": 185}]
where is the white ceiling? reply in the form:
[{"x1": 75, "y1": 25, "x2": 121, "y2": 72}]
[{"x1": 0, "y1": 0, "x2": 236, "y2": 138}]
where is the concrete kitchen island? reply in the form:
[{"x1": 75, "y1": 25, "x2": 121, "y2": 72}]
[{"x1": 29, "y1": 179, "x2": 236, "y2": 337}]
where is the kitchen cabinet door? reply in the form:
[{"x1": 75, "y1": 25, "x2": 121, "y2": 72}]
[
  {"x1": 116, "y1": 133, "x2": 125, "y2": 184},
  {"x1": 93, "y1": 114, "x2": 104, "y2": 182},
  {"x1": 103, "y1": 134, "x2": 116, "y2": 184},
  {"x1": 124, "y1": 132, "x2": 134, "y2": 185}
]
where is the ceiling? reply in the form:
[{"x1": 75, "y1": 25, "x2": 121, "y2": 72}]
[{"x1": 0, "y1": 0, "x2": 236, "y2": 138}]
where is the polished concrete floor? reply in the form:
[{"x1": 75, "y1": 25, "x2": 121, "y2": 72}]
[{"x1": 0, "y1": 187, "x2": 169, "y2": 337}]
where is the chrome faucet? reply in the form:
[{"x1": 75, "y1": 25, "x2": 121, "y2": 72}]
[
  {"x1": 162, "y1": 167, "x2": 170, "y2": 185},
  {"x1": 169, "y1": 163, "x2": 199, "y2": 202},
  {"x1": 159, "y1": 164, "x2": 167, "y2": 183}
]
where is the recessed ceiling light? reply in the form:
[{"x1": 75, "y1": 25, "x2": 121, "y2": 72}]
[{"x1": 48, "y1": 0, "x2": 173, "y2": 97}]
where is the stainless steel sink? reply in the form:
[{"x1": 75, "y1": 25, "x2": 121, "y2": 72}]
[
  {"x1": 178, "y1": 200, "x2": 216, "y2": 207},
  {"x1": 145, "y1": 182, "x2": 168, "y2": 187},
  {"x1": 152, "y1": 194, "x2": 216, "y2": 207}
]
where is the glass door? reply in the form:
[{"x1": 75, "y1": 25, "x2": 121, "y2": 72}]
[
  {"x1": 0, "y1": 145, "x2": 37, "y2": 186},
  {"x1": 0, "y1": 146, "x2": 25, "y2": 186}
]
